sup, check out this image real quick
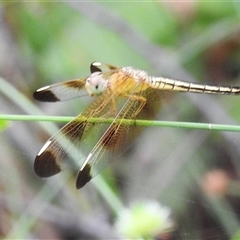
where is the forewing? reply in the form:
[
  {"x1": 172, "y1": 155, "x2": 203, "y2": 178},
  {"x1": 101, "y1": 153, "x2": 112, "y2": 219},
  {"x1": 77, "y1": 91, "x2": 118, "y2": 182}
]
[{"x1": 33, "y1": 79, "x2": 88, "y2": 102}]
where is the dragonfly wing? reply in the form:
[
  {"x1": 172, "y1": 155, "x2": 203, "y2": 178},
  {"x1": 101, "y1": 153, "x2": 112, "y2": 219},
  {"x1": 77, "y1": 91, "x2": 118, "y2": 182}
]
[
  {"x1": 34, "y1": 90, "x2": 115, "y2": 178},
  {"x1": 76, "y1": 122, "x2": 130, "y2": 188},
  {"x1": 34, "y1": 119, "x2": 91, "y2": 177},
  {"x1": 33, "y1": 79, "x2": 88, "y2": 102},
  {"x1": 76, "y1": 87, "x2": 162, "y2": 188},
  {"x1": 128, "y1": 88, "x2": 162, "y2": 142}
]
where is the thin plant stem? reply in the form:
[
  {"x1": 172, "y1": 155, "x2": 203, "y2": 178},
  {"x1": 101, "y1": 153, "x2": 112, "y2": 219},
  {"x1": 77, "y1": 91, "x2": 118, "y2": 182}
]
[{"x1": 1, "y1": 114, "x2": 240, "y2": 132}]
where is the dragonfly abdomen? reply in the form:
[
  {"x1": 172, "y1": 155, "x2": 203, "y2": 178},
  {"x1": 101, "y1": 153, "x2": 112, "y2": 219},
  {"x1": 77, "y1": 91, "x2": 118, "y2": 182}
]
[{"x1": 149, "y1": 76, "x2": 240, "y2": 95}]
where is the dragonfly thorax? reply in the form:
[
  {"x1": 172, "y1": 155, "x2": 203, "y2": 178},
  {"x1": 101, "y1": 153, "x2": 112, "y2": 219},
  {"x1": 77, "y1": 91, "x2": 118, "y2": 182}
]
[
  {"x1": 86, "y1": 71, "x2": 108, "y2": 96},
  {"x1": 121, "y1": 66, "x2": 149, "y2": 83}
]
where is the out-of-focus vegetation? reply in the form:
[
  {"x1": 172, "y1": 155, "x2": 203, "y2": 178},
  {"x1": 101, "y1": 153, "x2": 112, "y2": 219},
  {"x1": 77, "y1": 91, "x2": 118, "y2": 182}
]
[{"x1": 1, "y1": 2, "x2": 240, "y2": 239}]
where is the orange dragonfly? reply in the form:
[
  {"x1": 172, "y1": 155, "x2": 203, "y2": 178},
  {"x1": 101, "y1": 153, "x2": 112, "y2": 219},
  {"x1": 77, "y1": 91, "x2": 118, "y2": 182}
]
[{"x1": 34, "y1": 62, "x2": 240, "y2": 189}]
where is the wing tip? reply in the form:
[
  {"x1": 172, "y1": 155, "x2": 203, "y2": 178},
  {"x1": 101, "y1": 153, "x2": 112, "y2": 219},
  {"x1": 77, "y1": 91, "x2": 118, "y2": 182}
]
[
  {"x1": 34, "y1": 150, "x2": 61, "y2": 177},
  {"x1": 33, "y1": 87, "x2": 59, "y2": 102},
  {"x1": 76, "y1": 163, "x2": 92, "y2": 189}
]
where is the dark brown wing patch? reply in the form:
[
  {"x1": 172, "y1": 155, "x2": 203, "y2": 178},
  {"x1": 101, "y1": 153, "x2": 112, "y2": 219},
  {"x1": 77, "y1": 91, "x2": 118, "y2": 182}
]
[
  {"x1": 76, "y1": 163, "x2": 92, "y2": 189},
  {"x1": 33, "y1": 88, "x2": 59, "y2": 102},
  {"x1": 34, "y1": 145, "x2": 61, "y2": 177}
]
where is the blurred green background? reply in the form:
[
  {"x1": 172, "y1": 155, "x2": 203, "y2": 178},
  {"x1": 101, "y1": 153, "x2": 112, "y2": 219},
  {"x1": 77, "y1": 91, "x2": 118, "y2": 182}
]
[{"x1": 1, "y1": 2, "x2": 240, "y2": 239}]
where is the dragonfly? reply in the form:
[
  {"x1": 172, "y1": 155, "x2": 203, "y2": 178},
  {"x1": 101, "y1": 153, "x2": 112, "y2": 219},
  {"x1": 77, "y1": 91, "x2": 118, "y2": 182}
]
[{"x1": 34, "y1": 61, "x2": 240, "y2": 189}]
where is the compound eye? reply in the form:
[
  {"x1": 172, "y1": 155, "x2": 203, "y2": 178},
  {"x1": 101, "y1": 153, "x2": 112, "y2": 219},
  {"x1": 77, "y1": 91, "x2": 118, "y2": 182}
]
[{"x1": 90, "y1": 62, "x2": 102, "y2": 74}]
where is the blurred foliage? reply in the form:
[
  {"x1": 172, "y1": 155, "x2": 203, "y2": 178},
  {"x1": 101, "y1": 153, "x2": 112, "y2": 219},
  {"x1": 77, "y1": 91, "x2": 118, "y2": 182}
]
[
  {"x1": 0, "y1": 119, "x2": 9, "y2": 131},
  {"x1": 1, "y1": 1, "x2": 240, "y2": 239}
]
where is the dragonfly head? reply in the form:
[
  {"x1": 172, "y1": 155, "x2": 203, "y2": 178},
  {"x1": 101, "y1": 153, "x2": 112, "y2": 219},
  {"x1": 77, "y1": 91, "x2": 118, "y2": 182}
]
[{"x1": 86, "y1": 71, "x2": 108, "y2": 96}]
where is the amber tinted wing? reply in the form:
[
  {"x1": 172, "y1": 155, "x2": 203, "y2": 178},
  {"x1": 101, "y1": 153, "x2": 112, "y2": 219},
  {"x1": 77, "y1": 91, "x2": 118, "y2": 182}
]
[
  {"x1": 76, "y1": 86, "x2": 162, "y2": 188},
  {"x1": 33, "y1": 79, "x2": 88, "y2": 102},
  {"x1": 34, "y1": 89, "x2": 116, "y2": 178}
]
